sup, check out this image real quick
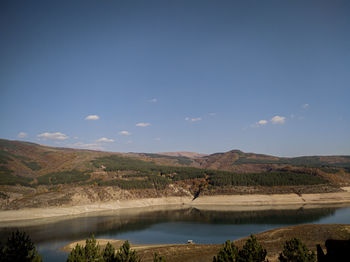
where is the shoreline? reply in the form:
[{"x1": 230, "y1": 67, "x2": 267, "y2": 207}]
[{"x1": 1, "y1": 187, "x2": 350, "y2": 225}]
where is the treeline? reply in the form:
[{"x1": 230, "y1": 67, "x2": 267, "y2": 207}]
[
  {"x1": 37, "y1": 170, "x2": 90, "y2": 185},
  {"x1": 91, "y1": 156, "x2": 328, "y2": 189},
  {"x1": 0, "y1": 155, "x2": 329, "y2": 189},
  {"x1": 208, "y1": 171, "x2": 327, "y2": 187},
  {"x1": 98, "y1": 174, "x2": 170, "y2": 190},
  {"x1": 235, "y1": 155, "x2": 350, "y2": 168}
]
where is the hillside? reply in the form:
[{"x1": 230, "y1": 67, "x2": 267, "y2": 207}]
[{"x1": 1, "y1": 138, "x2": 350, "y2": 210}]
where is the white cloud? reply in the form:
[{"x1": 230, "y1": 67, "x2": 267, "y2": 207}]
[
  {"x1": 119, "y1": 131, "x2": 131, "y2": 136},
  {"x1": 149, "y1": 98, "x2": 157, "y2": 103},
  {"x1": 270, "y1": 115, "x2": 286, "y2": 124},
  {"x1": 126, "y1": 140, "x2": 133, "y2": 144},
  {"x1": 185, "y1": 117, "x2": 202, "y2": 122},
  {"x1": 17, "y1": 132, "x2": 28, "y2": 138},
  {"x1": 257, "y1": 120, "x2": 268, "y2": 126},
  {"x1": 96, "y1": 137, "x2": 115, "y2": 143},
  {"x1": 37, "y1": 132, "x2": 69, "y2": 140},
  {"x1": 136, "y1": 122, "x2": 151, "y2": 127},
  {"x1": 301, "y1": 104, "x2": 309, "y2": 109},
  {"x1": 85, "y1": 115, "x2": 100, "y2": 120},
  {"x1": 154, "y1": 138, "x2": 161, "y2": 141}
]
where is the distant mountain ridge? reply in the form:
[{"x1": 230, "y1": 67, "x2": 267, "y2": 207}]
[{"x1": 0, "y1": 138, "x2": 350, "y2": 178}]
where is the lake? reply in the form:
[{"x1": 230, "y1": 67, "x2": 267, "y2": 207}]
[{"x1": 1, "y1": 204, "x2": 350, "y2": 262}]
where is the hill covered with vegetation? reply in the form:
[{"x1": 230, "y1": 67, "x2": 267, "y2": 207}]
[{"x1": 0, "y1": 138, "x2": 349, "y2": 209}]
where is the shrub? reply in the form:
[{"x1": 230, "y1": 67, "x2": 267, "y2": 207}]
[{"x1": 278, "y1": 238, "x2": 316, "y2": 262}]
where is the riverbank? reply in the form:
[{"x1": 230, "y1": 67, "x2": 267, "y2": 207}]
[
  {"x1": 1, "y1": 187, "x2": 350, "y2": 224},
  {"x1": 61, "y1": 224, "x2": 350, "y2": 262}
]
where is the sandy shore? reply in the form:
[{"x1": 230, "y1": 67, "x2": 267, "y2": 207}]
[{"x1": 1, "y1": 187, "x2": 350, "y2": 224}]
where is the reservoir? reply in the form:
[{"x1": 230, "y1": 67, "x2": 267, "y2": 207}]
[{"x1": 1, "y1": 204, "x2": 350, "y2": 262}]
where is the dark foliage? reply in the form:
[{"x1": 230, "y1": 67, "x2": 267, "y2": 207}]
[
  {"x1": 37, "y1": 170, "x2": 90, "y2": 185},
  {"x1": 0, "y1": 230, "x2": 42, "y2": 262},
  {"x1": 279, "y1": 238, "x2": 316, "y2": 262}
]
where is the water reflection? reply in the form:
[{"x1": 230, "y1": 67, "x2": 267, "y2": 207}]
[{"x1": 0, "y1": 205, "x2": 340, "y2": 244}]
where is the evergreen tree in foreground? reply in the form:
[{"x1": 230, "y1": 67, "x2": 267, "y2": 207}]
[
  {"x1": 278, "y1": 238, "x2": 316, "y2": 262},
  {"x1": 115, "y1": 240, "x2": 140, "y2": 262},
  {"x1": 213, "y1": 240, "x2": 238, "y2": 262},
  {"x1": 103, "y1": 242, "x2": 116, "y2": 262},
  {"x1": 237, "y1": 235, "x2": 267, "y2": 262},
  {"x1": 0, "y1": 230, "x2": 42, "y2": 262}
]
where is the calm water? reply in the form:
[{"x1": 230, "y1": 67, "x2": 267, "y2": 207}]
[{"x1": 1, "y1": 205, "x2": 350, "y2": 262}]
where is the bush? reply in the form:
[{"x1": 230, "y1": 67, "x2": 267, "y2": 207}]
[{"x1": 279, "y1": 238, "x2": 316, "y2": 262}]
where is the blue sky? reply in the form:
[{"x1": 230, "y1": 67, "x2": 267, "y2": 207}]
[{"x1": 1, "y1": 0, "x2": 349, "y2": 156}]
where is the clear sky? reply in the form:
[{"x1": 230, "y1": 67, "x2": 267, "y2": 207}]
[{"x1": 1, "y1": 0, "x2": 349, "y2": 156}]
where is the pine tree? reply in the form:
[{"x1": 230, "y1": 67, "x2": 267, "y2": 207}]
[
  {"x1": 1, "y1": 230, "x2": 42, "y2": 262},
  {"x1": 237, "y1": 235, "x2": 267, "y2": 262},
  {"x1": 213, "y1": 240, "x2": 238, "y2": 262},
  {"x1": 84, "y1": 235, "x2": 103, "y2": 262},
  {"x1": 115, "y1": 241, "x2": 140, "y2": 262},
  {"x1": 103, "y1": 242, "x2": 116, "y2": 262},
  {"x1": 278, "y1": 238, "x2": 316, "y2": 262},
  {"x1": 67, "y1": 244, "x2": 85, "y2": 262}
]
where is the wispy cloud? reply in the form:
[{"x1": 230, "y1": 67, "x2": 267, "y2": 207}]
[
  {"x1": 136, "y1": 122, "x2": 151, "y2": 127},
  {"x1": 154, "y1": 138, "x2": 161, "y2": 141},
  {"x1": 96, "y1": 137, "x2": 114, "y2": 143},
  {"x1": 149, "y1": 98, "x2": 157, "y2": 103},
  {"x1": 185, "y1": 117, "x2": 202, "y2": 122},
  {"x1": 85, "y1": 115, "x2": 100, "y2": 120},
  {"x1": 17, "y1": 132, "x2": 28, "y2": 138},
  {"x1": 37, "y1": 132, "x2": 69, "y2": 140},
  {"x1": 119, "y1": 131, "x2": 131, "y2": 136},
  {"x1": 209, "y1": 113, "x2": 216, "y2": 116},
  {"x1": 301, "y1": 104, "x2": 309, "y2": 109},
  {"x1": 271, "y1": 115, "x2": 286, "y2": 124},
  {"x1": 257, "y1": 120, "x2": 268, "y2": 126}
]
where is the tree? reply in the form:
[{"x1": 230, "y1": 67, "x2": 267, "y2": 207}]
[
  {"x1": 278, "y1": 238, "x2": 316, "y2": 262},
  {"x1": 84, "y1": 235, "x2": 103, "y2": 262},
  {"x1": 67, "y1": 244, "x2": 85, "y2": 262},
  {"x1": 115, "y1": 241, "x2": 140, "y2": 262},
  {"x1": 67, "y1": 235, "x2": 103, "y2": 262},
  {"x1": 213, "y1": 240, "x2": 238, "y2": 262},
  {"x1": 0, "y1": 230, "x2": 42, "y2": 262},
  {"x1": 237, "y1": 235, "x2": 267, "y2": 262},
  {"x1": 153, "y1": 252, "x2": 167, "y2": 262},
  {"x1": 103, "y1": 242, "x2": 116, "y2": 262}
]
